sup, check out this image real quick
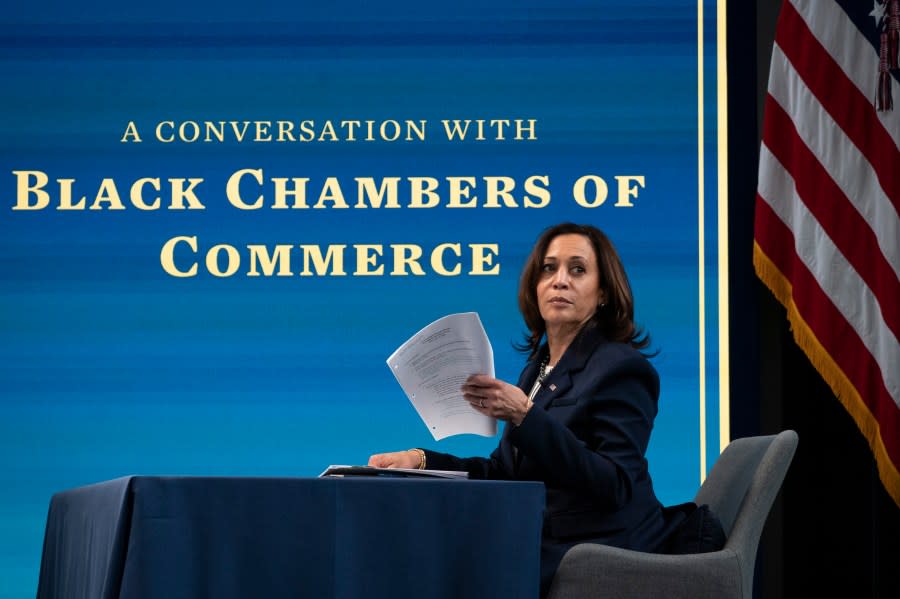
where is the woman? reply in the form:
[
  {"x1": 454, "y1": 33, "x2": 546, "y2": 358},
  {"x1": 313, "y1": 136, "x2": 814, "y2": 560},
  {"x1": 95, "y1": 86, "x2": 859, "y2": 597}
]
[{"x1": 369, "y1": 223, "x2": 670, "y2": 596}]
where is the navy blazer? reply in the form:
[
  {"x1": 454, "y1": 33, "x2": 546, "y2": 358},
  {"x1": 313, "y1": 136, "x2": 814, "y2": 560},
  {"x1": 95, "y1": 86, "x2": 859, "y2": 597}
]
[{"x1": 424, "y1": 324, "x2": 668, "y2": 552}]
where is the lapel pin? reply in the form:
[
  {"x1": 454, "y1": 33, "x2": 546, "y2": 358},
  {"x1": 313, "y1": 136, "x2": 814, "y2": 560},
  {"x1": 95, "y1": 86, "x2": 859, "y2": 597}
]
[{"x1": 549, "y1": 384, "x2": 557, "y2": 391}]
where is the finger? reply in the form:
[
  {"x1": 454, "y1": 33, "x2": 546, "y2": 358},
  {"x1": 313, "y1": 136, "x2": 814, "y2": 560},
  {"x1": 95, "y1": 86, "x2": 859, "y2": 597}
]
[
  {"x1": 470, "y1": 397, "x2": 489, "y2": 410},
  {"x1": 463, "y1": 388, "x2": 491, "y2": 404},
  {"x1": 464, "y1": 374, "x2": 496, "y2": 387},
  {"x1": 461, "y1": 382, "x2": 497, "y2": 397},
  {"x1": 461, "y1": 387, "x2": 488, "y2": 403},
  {"x1": 368, "y1": 454, "x2": 389, "y2": 467}
]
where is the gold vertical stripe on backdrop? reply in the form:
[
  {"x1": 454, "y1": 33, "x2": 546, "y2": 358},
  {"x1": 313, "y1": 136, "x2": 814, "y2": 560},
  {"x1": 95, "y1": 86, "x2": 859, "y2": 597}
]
[
  {"x1": 697, "y1": 0, "x2": 708, "y2": 484},
  {"x1": 717, "y1": 0, "x2": 731, "y2": 453}
]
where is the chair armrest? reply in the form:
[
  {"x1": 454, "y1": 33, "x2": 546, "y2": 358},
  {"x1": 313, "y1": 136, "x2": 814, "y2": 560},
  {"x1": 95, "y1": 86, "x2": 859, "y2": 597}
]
[{"x1": 547, "y1": 543, "x2": 743, "y2": 599}]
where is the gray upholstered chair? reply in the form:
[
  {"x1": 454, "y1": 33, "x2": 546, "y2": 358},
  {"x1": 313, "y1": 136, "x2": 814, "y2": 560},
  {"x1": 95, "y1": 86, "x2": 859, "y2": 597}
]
[{"x1": 547, "y1": 430, "x2": 799, "y2": 599}]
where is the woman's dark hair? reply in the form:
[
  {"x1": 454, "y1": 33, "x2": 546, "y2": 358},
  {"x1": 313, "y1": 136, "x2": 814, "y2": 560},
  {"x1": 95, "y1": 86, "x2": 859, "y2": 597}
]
[{"x1": 517, "y1": 222, "x2": 651, "y2": 358}]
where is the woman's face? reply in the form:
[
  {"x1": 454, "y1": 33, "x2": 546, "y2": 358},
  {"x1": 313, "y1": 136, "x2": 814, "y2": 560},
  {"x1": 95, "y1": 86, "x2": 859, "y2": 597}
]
[{"x1": 536, "y1": 233, "x2": 604, "y2": 337}]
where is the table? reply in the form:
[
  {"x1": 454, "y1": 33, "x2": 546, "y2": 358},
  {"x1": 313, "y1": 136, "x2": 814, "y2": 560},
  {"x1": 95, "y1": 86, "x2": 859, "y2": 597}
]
[{"x1": 36, "y1": 476, "x2": 545, "y2": 599}]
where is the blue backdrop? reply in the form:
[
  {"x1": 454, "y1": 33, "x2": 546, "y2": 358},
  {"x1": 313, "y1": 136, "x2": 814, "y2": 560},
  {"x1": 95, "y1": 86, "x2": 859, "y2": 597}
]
[{"x1": 0, "y1": 1, "x2": 723, "y2": 596}]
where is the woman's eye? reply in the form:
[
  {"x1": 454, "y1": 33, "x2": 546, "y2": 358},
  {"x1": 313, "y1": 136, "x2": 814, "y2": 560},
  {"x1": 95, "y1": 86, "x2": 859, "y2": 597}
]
[
  {"x1": 571, "y1": 265, "x2": 586, "y2": 274},
  {"x1": 541, "y1": 263, "x2": 555, "y2": 272}
]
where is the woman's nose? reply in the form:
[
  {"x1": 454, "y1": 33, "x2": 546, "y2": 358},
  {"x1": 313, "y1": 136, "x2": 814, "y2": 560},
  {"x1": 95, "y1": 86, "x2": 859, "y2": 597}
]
[{"x1": 552, "y1": 270, "x2": 569, "y2": 287}]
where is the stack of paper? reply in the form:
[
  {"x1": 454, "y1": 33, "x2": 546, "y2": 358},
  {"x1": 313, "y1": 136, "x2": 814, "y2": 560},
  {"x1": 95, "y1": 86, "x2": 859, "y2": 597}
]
[
  {"x1": 386, "y1": 312, "x2": 497, "y2": 440},
  {"x1": 319, "y1": 465, "x2": 469, "y2": 479}
]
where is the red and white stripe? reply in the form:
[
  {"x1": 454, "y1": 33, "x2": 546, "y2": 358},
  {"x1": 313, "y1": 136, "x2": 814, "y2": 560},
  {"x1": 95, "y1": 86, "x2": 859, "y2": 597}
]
[{"x1": 755, "y1": 0, "x2": 900, "y2": 503}]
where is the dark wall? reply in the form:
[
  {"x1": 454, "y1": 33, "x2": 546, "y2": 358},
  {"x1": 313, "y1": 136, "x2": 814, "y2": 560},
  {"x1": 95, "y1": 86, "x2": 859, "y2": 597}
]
[{"x1": 729, "y1": 2, "x2": 900, "y2": 597}]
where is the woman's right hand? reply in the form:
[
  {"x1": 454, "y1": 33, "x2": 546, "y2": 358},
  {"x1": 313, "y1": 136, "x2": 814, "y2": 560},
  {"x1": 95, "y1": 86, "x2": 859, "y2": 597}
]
[{"x1": 368, "y1": 450, "x2": 421, "y2": 469}]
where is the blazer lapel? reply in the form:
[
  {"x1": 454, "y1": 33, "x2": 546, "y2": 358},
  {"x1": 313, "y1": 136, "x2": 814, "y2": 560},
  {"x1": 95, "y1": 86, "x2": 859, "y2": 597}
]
[
  {"x1": 536, "y1": 369, "x2": 572, "y2": 408},
  {"x1": 529, "y1": 325, "x2": 604, "y2": 409},
  {"x1": 510, "y1": 326, "x2": 606, "y2": 471}
]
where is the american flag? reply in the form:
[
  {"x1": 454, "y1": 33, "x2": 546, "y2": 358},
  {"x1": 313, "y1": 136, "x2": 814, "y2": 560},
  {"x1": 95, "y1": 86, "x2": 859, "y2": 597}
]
[{"x1": 754, "y1": 0, "x2": 899, "y2": 506}]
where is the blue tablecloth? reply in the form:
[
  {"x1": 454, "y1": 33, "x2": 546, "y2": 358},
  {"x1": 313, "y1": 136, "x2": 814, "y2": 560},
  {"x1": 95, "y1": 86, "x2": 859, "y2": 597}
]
[{"x1": 36, "y1": 476, "x2": 545, "y2": 599}]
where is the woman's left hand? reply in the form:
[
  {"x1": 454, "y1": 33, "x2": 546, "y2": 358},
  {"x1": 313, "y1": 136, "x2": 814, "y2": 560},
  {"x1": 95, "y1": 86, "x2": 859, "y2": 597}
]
[{"x1": 461, "y1": 374, "x2": 533, "y2": 426}]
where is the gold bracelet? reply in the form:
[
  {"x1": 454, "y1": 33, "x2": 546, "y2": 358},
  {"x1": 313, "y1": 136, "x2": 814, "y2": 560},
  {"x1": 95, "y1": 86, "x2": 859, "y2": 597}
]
[{"x1": 408, "y1": 448, "x2": 426, "y2": 470}]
